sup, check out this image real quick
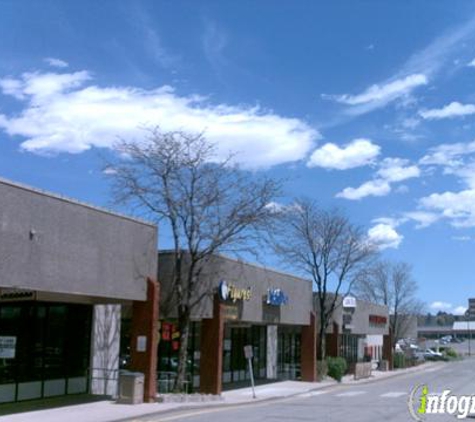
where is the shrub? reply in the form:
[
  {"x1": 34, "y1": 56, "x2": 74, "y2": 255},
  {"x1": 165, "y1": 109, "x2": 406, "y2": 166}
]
[
  {"x1": 444, "y1": 348, "x2": 458, "y2": 359},
  {"x1": 393, "y1": 352, "x2": 406, "y2": 369},
  {"x1": 327, "y1": 357, "x2": 347, "y2": 382}
]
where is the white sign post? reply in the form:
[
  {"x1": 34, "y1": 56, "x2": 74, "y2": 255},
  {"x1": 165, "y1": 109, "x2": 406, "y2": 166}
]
[{"x1": 244, "y1": 345, "x2": 256, "y2": 399}]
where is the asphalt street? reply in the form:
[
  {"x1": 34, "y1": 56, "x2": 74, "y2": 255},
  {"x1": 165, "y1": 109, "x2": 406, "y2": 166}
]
[{"x1": 128, "y1": 357, "x2": 475, "y2": 422}]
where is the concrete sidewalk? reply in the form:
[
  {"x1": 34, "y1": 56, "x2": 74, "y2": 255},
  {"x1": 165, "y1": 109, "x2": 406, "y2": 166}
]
[{"x1": 0, "y1": 362, "x2": 444, "y2": 422}]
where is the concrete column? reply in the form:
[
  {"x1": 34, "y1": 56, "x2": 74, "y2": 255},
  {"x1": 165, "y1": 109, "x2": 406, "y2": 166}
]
[
  {"x1": 200, "y1": 294, "x2": 224, "y2": 395},
  {"x1": 130, "y1": 278, "x2": 159, "y2": 402},
  {"x1": 90, "y1": 304, "x2": 121, "y2": 397},
  {"x1": 266, "y1": 325, "x2": 278, "y2": 379},
  {"x1": 301, "y1": 312, "x2": 317, "y2": 382}
]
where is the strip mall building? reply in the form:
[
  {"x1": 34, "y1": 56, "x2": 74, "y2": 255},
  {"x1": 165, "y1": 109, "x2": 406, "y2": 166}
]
[
  {"x1": 156, "y1": 253, "x2": 392, "y2": 394},
  {"x1": 157, "y1": 252, "x2": 317, "y2": 394},
  {"x1": 0, "y1": 178, "x2": 392, "y2": 404},
  {"x1": 0, "y1": 178, "x2": 158, "y2": 404}
]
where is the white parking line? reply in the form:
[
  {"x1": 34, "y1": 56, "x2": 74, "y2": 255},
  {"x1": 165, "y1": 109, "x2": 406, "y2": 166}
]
[
  {"x1": 335, "y1": 391, "x2": 367, "y2": 397},
  {"x1": 380, "y1": 392, "x2": 407, "y2": 398}
]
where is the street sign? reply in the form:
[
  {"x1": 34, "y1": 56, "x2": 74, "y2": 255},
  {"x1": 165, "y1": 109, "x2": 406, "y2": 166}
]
[
  {"x1": 244, "y1": 345, "x2": 254, "y2": 359},
  {"x1": 244, "y1": 345, "x2": 256, "y2": 398}
]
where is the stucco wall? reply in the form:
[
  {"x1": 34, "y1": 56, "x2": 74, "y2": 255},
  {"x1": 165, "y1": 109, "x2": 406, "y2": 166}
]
[
  {"x1": 316, "y1": 295, "x2": 389, "y2": 335},
  {"x1": 0, "y1": 179, "x2": 157, "y2": 301},
  {"x1": 158, "y1": 252, "x2": 313, "y2": 325}
]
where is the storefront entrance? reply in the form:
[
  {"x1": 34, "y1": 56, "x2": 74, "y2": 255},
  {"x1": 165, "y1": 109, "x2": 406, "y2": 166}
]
[
  {"x1": 277, "y1": 326, "x2": 301, "y2": 380},
  {"x1": 0, "y1": 302, "x2": 92, "y2": 403},
  {"x1": 222, "y1": 325, "x2": 266, "y2": 386}
]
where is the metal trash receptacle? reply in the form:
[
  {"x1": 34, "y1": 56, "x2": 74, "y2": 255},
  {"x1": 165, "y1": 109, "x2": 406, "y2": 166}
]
[{"x1": 118, "y1": 371, "x2": 144, "y2": 404}]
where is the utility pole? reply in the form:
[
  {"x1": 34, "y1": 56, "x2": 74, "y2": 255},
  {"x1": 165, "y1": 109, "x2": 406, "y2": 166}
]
[{"x1": 468, "y1": 318, "x2": 472, "y2": 357}]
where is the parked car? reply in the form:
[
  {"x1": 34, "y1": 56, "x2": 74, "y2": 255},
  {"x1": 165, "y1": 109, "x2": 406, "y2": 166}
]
[{"x1": 423, "y1": 348, "x2": 444, "y2": 360}]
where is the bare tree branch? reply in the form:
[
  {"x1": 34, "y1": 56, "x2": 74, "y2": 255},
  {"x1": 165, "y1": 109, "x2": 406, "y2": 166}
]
[
  {"x1": 104, "y1": 127, "x2": 281, "y2": 389},
  {"x1": 271, "y1": 198, "x2": 376, "y2": 360}
]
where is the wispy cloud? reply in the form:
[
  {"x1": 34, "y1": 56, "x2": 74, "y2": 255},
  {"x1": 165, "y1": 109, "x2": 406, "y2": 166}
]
[
  {"x1": 430, "y1": 301, "x2": 467, "y2": 315},
  {"x1": 419, "y1": 189, "x2": 475, "y2": 227},
  {"x1": 419, "y1": 101, "x2": 475, "y2": 120},
  {"x1": 307, "y1": 138, "x2": 380, "y2": 170},
  {"x1": 327, "y1": 74, "x2": 427, "y2": 107},
  {"x1": 0, "y1": 69, "x2": 319, "y2": 169},
  {"x1": 44, "y1": 58, "x2": 69, "y2": 68},
  {"x1": 336, "y1": 157, "x2": 420, "y2": 200},
  {"x1": 202, "y1": 18, "x2": 228, "y2": 73},
  {"x1": 337, "y1": 179, "x2": 391, "y2": 200},
  {"x1": 376, "y1": 158, "x2": 421, "y2": 182},
  {"x1": 323, "y1": 14, "x2": 475, "y2": 119},
  {"x1": 125, "y1": 3, "x2": 180, "y2": 70}
]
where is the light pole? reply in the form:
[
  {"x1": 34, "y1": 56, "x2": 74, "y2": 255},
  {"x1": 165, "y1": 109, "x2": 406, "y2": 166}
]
[{"x1": 467, "y1": 312, "x2": 472, "y2": 357}]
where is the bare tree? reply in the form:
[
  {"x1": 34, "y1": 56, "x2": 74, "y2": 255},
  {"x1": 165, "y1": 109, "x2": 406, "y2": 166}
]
[
  {"x1": 353, "y1": 260, "x2": 422, "y2": 346},
  {"x1": 272, "y1": 199, "x2": 376, "y2": 360},
  {"x1": 105, "y1": 128, "x2": 280, "y2": 390}
]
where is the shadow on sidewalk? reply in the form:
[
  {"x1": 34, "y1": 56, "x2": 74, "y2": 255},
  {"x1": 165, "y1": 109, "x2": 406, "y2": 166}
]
[{"x1": 0, "y1": 394, "x2": 109, "y2": 416}]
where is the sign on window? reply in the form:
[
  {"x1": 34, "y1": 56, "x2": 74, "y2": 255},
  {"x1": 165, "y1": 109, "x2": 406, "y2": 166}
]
[{"x1": 0, "y1": 336, "x2": 16, "y2": 359}]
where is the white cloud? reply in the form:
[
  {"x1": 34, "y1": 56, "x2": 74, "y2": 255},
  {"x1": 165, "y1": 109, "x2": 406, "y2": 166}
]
[
  {"x1": 420, "y1": 140, "x2": 475, "y2": 166},
  {"x1": 430, "y1": 301, "x2": 453, "y2": 311},
  {"x1": 419, "y1": 189, "x2": 475, "y2": 227},
  {"x1": 403, "y1": 211, "x2": 440, "y2": 228},
  {"x1": 452, "y1": 235, "x2": 471, "y2": 241},
  {"x1": 420, "y1": 140, "x2": 475, "y2": 189},
  {"x1": 377, "y1": 158, "x2": 420, "y2": 182},
  {"x1": 0, "y1": 70, "x2": 319, "y2": 168},
  {"x1": 336, "y1": 179, "x2": 391, "y2": 200},
  {"x1": 453, "y1": 306, "x2": 468, "y2": 315},
  {"x1": 419, "y1": 101, "x2": 475, "y2": 120},
  {"x1": 468, "y1": 58, "x2": 475, "y2": 67},
  {"x1": 328, "y1": 74, "x2": 427, "y2": 106},
  {"x1": 371, "y1": 216, "x2": 406, "y2": 227},
  {"x1": 265, "y1": 201, "x2": 301, "y2": 214},
  {"x1": 367, "y1": 223, "x2": 403, "y2": 250},
  {"x1": 337, "y1": 157, "x2": 420, "y2": 201},
  {"x1": 307, "y1": 138, "x2": 380, "y2": 170},
  {"x1": 429, "y1": 302, "x2": 467, "y2": 315},
  {"x1": 44, "y1": 58, "x2": 69, "y2": 68}
]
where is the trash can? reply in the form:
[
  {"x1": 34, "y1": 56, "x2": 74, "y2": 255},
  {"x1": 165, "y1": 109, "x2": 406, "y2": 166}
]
[{"x1": 118, "y1": 371, "x2": 144, "y2": 404}]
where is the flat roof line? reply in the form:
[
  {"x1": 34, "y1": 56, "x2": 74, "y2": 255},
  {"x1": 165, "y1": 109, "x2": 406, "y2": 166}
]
[
  {"x1": 158, "y1": 250, "x2": 312, "y2": 285},
  {"x1": 0, "y1": 176, "x2": 156, "y2": 228}
]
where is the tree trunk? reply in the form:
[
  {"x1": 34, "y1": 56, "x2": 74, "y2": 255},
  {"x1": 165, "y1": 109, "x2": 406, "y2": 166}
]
[
  {"x1": 318, "y1": 325, "x2": 326, "y2": 361},
  {"x1": 174, "y1": 306, "x2": 190, "y2": 392}
]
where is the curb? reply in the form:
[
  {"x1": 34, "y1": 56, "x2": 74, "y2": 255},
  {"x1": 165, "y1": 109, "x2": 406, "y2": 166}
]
[{"x1": 115, "y1": 362, "x2": 446, "y2": 421}]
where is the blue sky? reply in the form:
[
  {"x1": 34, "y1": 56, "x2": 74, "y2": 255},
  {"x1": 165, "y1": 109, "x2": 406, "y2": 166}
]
[{"x1": 1, "y1": 1, "x2": 475, "y2": 314}]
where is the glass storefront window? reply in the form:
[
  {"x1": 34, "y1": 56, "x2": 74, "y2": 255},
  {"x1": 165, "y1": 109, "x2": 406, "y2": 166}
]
[
  {"x1": 277, "y1": 326, "x2": 301, "y2": 380},
  {"x1": 0, "y1": 302, "x2": 92, "y2": 402},
  {"x1": 156, "y1": 321, "x2": 201, "y2": 393},
  {"x1": 222, "y1": 325, "x2": 267, "y2": 386}
]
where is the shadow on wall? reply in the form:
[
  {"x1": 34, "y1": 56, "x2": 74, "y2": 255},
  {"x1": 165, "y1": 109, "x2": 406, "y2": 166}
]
[{"x1": 91, "y1": 304, "x2": 121, "y2": 398}]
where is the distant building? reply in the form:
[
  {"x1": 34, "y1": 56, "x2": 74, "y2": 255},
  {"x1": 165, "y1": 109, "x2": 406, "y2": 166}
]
[{"x1": 469, "y1": 298, "x2": 475, "y2": 320}]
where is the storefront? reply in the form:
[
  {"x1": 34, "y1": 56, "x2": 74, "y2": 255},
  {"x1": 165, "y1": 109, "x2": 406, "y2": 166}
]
[
  {"x1": 0, "y1": 301, "x2": 92, "y2": 402},
  {"x1": 157, "y1": 253, "x2": 317, "y2": 394},
  {"x1": 0, "y1": 178, "x2": 158, "y2": 403},
  {"x1": 316, "y1": 295, "x2": 391, "y2": 368}
]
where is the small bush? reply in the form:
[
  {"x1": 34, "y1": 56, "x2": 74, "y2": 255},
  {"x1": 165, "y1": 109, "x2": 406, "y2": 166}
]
[
  {"x1": 393, "y1": 353, "x2": 406, "y2": 369},
  {"x1": 444, "y1": 348, "x2": 458, "y2": 359},
  {"x1": 327, "y1": 357, "x2": 347, "y2": 382}
]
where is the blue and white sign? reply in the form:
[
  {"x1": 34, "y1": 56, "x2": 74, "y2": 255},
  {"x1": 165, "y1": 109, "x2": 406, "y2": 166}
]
[{"x1": 266, "y1": 288, "x2": 289, "y2": 306}]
